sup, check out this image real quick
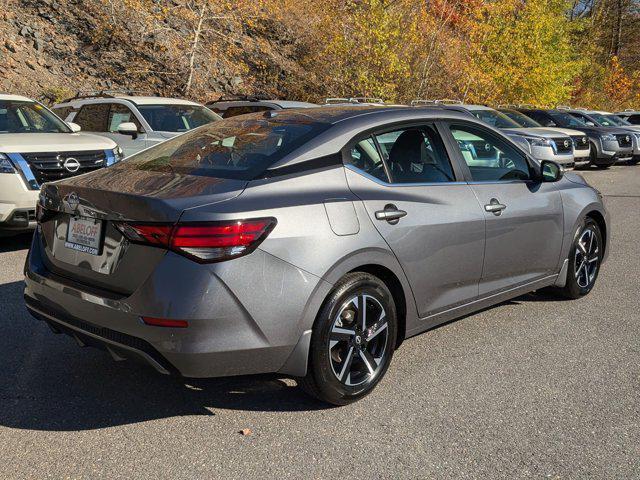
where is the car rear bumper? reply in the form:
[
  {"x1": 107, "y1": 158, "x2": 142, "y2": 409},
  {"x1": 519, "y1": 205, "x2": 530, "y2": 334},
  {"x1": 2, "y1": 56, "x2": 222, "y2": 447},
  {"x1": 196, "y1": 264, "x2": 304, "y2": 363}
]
[{"x1": 24, "y1": 230, "x2": 328, "y2": 378}]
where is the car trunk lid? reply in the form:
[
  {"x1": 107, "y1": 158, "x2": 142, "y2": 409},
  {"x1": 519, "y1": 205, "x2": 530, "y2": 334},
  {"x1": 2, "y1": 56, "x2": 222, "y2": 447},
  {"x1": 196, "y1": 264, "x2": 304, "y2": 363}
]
[{"x1": 37, "y1": 166, "x2": 247, "y2": 295}]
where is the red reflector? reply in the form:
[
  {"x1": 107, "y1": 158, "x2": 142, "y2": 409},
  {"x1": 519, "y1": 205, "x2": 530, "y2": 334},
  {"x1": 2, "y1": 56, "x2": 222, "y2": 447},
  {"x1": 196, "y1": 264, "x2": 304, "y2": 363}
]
[{"x1": 142, "y1": 316, "x2": 189, "y2": 328}]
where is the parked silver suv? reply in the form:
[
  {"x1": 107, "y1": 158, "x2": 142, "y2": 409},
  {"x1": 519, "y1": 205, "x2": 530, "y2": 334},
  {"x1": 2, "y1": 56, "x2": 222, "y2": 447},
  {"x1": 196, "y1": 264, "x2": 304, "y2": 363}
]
[
  {"x1": 413, "y1": 102, "x2": 576, "y2": 166},
  {"x1": 53, "y1": 92, "x2": 221, "y2": 157},
  {"x1": 25, "y1": 106, "x2": 609, "y2": 405}
]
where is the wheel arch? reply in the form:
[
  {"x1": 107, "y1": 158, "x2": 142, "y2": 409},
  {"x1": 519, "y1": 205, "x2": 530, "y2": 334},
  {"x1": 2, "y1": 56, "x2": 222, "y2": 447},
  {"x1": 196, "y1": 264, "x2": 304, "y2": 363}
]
[
  {"x1": 347, "y1": 263, "x2": 407, "y2": 349},
  {"x1": 585, "y1": 209, "x2": 607, "y2": 259}
]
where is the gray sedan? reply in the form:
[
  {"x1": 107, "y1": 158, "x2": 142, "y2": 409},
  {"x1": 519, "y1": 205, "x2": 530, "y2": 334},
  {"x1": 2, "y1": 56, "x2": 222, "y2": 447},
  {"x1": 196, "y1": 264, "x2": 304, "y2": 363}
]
[{"x1": 24, "y1": 106, "x2": 609, "y2": 405}]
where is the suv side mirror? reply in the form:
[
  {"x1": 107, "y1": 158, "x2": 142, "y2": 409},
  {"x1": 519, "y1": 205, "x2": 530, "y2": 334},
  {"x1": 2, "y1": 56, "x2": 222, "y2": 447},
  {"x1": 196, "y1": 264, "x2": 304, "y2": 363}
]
[
  {"x1": 540, "y1": 160, "x2": 563, "y2": 182},
  {"x1": 117, "y1": 122, "x2": 138, "y2": 139},
  {"x1": 67, "y1": 122, "x2": 81, "y2": 133}
]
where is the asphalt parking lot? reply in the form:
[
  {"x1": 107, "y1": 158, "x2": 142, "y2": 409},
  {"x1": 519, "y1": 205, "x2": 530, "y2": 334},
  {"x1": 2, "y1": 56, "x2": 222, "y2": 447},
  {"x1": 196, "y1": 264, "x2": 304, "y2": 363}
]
[{"x1": 0, "y1": 166, "x2": 638, "y2": 479}]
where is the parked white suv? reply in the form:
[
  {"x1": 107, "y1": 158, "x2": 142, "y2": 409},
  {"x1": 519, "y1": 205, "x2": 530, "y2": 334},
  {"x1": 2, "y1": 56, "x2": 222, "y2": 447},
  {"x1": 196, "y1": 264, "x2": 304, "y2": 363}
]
[
  {"x1": 0, "y1": 94, "x2": 121, "y2": 234},
  {"x1": 53, "y1": 92, "x2": 221, "y2": 157}
]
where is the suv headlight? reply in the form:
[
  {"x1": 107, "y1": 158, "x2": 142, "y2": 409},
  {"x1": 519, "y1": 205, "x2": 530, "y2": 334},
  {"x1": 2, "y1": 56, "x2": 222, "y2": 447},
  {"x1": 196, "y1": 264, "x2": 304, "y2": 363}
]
[
  {"x1": 601, "y1": 133, "x2": 616, "y2": 142},
  {"x1": 0, "y1": 153, "x2": 16, "y2": 174},
  {"x1": 524, "y1": 137, "x2": 552, "y2": 148},
  {"x1": 112, "y1": 146, "x2": 124, "y2": 163}
]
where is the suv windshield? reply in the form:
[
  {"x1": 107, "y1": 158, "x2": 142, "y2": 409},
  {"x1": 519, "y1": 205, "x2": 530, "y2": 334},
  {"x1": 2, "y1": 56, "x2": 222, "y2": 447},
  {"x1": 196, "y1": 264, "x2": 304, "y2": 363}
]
[
  {"x1": 0, "y1": 100, "x2": 70, "y2": 134},
  {"x1": 469, "y1": 109, "x2": 521, "y2": 129},
  {"x1": 588, "y1": 112, "x2": 623, "y2": 127},
  {"x1": 602, "y1": 114, "x2": 631, "y2": 126},
  {"x1": 137, "y1": 104, "x2": 221, "y2": 132},
  {"x1": 123, "y1": 113, "x2": 330, "y2": 180},
  {"x1": 548, "y1": 111, "x2": 588, "y2": 128},
  {"x1": 500, "y1": 110, "x2": 542, "y2": 128}
]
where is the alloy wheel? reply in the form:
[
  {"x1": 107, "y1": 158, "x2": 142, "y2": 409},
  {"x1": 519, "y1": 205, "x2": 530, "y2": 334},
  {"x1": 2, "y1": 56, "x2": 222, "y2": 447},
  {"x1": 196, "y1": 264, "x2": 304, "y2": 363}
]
[
  {"x1": 328, "y1": 294, "x2": 389, "y2": 387},
  {"x1": 574, "y1": 227, "x2": 599, "y2": 289}
]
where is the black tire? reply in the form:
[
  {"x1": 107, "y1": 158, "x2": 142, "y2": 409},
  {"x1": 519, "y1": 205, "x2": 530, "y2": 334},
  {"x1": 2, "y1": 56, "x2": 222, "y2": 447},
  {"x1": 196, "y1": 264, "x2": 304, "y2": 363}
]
[
  {"x1": 589, "y1": 143, "x2": 609, "y2": 169},
  {"x1": 300, "y1": 272, "x2": 397, "y2": 405},
  {"x1": 556, "y1": 218, "x2": 603, "y2": 299}
]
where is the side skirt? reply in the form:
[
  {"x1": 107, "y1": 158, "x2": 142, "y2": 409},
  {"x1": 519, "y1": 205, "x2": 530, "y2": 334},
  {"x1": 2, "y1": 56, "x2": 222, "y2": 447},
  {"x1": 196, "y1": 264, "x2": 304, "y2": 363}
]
[{"x1": 406, "y1": 274, "x2": 559, "y2": 338}]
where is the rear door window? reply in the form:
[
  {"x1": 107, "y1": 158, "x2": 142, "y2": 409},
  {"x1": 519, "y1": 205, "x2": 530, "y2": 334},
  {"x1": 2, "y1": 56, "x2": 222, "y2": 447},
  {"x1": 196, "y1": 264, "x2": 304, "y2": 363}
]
[
  {"x1": 73, "y1": 103, "x2": 110, "y2": 132},
  {"x1": 375, "y1": 127, "x2": 455, "y2": 183}
]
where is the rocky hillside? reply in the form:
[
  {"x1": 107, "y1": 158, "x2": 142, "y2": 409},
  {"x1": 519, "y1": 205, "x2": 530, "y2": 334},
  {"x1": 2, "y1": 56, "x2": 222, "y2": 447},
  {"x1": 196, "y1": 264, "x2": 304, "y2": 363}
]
[{"x1": 0, "y1": 0, "x2": 312, "y2": 104}]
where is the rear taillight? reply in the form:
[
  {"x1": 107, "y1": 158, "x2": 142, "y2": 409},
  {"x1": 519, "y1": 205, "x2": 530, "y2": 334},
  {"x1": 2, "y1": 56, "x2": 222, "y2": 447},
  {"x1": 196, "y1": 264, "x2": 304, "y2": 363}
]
[{"x1": 115, "y1": 218, "x2": 276, "y2": 263}]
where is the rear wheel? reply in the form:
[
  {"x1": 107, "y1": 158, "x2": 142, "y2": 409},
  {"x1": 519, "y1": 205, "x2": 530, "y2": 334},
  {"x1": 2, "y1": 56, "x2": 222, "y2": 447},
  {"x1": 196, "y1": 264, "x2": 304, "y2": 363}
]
[
  {"x1": 300, "y1": 272, "x2": 397, "y2": 405},
  {"x1": 557, "y1": 218, "x2": 603, "y2": 299}
]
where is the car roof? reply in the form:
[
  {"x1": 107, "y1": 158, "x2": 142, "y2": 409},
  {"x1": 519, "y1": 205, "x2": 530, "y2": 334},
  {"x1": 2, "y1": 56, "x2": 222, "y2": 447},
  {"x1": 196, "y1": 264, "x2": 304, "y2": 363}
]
[
  {"x1": 54, "y1": 95, "x2": 201, "y2": 107},
  {"x1": 118, "y1": 96, "x2": 201, "y2": 106},
  {"x1": 254, "y1": 104, "x2": 464, "y2": 124},
  {"x1": 207, "y1": 99, "x2": 317, "y2": 109},
  {"x1": 0, "y1": 93, "x2": 35, "y2": 102},
  {"x1": 456, "y1": 104, "x2": 493, "y2": 111}
]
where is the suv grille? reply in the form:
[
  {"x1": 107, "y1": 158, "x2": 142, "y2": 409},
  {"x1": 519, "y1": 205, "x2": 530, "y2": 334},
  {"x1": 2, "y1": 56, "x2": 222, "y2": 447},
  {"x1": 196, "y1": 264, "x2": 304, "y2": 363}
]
[
  {"x1": 21, "y1": 150, "x2": 105, "y2": 185},
  {"x1": 571, "y1": 135, "x2": 590, "y2": 151},
  {"x1": 616, "y1": 134, "x2": 632, "y2": 148},
  {"x1": 553, "y1": 138, "x2": 573, "y2": 153}
]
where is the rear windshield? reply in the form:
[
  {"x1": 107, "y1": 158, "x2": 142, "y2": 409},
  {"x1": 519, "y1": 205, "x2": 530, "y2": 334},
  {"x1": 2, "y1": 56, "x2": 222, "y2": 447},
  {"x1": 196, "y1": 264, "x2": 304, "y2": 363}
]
[
  {"x1": 137, "y1": 104, "x2": 221, "y2": 132},
  {"x1": 123, "y1": 113, "x2": 330, "y2": 180}
]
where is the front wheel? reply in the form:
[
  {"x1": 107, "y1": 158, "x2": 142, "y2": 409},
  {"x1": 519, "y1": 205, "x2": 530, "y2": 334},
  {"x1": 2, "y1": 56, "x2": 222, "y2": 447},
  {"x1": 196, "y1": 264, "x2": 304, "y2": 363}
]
[
  {"x1": 300, "y1": 272, "x2": 397, "y2": 405},
  {"x1": 557, "y1": 218, "x2": 603, "y2": 299}
]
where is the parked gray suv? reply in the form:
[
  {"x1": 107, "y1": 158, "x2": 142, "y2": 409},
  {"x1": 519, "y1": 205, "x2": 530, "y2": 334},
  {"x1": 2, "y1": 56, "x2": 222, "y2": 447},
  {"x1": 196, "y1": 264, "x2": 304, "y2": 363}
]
[
  {"x1": 25, "y1": 106, "x2": 609, "y2": 405},
  {"x1": 517, "y1": 108, "x2": 633, "y2": 168}
]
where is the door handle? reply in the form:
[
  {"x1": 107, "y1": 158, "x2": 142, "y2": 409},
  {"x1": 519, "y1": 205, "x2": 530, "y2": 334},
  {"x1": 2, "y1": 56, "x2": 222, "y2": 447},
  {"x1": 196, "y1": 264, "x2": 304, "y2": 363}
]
[
  {"x1": 484, "y1": 198, "x2": 507, "y2": 216},
  {"x1": 375, "y1": 204, "x2": 407, "y2": 224}
]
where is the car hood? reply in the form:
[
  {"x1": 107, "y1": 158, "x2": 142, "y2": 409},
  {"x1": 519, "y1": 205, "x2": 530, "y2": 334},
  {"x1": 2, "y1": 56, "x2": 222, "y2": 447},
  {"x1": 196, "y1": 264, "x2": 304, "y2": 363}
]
[
  {"x1": 617, "y1": 126, "x2": 640, "y2": 134},
  {"x1": 502, "y1": 127, "x2": 566, "y2": 139},
  {"x1": 526, "y1": 127, "x2": 587, "y2": 137},
  {"x1": 0, "y1": 133, "x2": 117, "y2": 153}
]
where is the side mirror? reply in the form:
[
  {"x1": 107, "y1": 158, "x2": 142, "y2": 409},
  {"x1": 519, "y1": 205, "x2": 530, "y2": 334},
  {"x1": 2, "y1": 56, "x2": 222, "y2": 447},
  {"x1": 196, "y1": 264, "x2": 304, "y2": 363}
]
[
  {"x1": 117, "y1": 122, "x2": 138, "y2": 139},
  {"x1": 67, "y1": 122, "x2": 81, "y2": 133},
  {"x1": 540, "y1": 160, "x2": 564, "y2": 182},
  {"x1": 585, "y1": 121, "x2": 596, "y2": 126}
]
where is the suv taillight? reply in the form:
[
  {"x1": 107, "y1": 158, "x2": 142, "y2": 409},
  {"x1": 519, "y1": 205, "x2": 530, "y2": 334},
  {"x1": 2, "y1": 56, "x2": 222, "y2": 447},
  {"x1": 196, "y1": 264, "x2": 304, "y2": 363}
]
[{"x1": 115, "y1": 218, "x2": 276, "y2": 263}]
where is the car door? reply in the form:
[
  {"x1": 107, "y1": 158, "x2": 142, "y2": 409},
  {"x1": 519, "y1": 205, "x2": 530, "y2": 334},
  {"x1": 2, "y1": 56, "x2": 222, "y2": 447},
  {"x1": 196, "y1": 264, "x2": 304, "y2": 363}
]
[
  {"x1": 104, "y1": 103, "x2": 147, "y2": 156},
  {"x1": 73, "y1": 103, "x2": 147, "y2": 156},
  {"x1": 444, "y1": 122, "x2": 563, "y2": 296},
  {"x1": 343, "y1": 123, "x2": 485, "y2": 318}
]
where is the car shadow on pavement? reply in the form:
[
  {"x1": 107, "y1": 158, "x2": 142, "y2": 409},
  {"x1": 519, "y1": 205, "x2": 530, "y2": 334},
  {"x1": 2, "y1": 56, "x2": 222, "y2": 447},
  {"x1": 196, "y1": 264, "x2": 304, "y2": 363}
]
[
  {"x1": 0, "y1": 232, "x2": 33, "y2": 253},
  {"x1": 0, "y1": 279, "x2": 329, "y2": 433}
]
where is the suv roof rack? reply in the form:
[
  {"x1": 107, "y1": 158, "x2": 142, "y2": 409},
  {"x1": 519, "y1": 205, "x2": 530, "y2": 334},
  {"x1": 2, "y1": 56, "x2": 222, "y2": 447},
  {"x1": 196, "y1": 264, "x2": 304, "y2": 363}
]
[
  {"x1": 207, "y1": 94, "x2": 271, "y2": 104},
  {"x1": 434, "y1": 99, "x2": 463, "y2": 105},
  {"x1": 349, "y1": 96, "x2": 384, "y2": 104},
  {"x1": 324, "y1": 97, "x2": 351, "y2": 104},
  {"x1": 410, "y1": 99, "x2": 437, "y2": 106},
  {"x1": 556, "y1": 105, "x2": 572, "y2": 110}
]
